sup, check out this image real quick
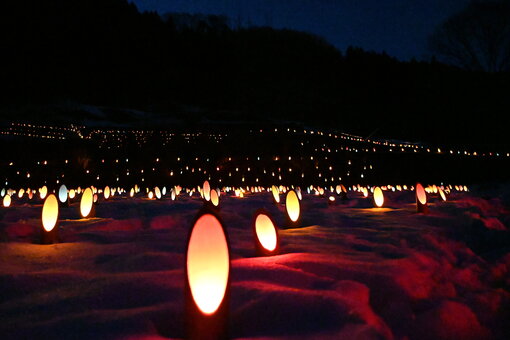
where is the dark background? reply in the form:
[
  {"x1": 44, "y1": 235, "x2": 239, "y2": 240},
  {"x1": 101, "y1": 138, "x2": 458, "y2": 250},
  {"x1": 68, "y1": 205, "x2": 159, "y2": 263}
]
[{"x1": 1, "y1": 0, "x2": 509, "y2": 150}]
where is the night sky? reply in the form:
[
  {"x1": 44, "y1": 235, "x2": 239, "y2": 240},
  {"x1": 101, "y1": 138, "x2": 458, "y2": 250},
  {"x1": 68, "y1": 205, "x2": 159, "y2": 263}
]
[{"x1": 132, "y1": 0, "x2": 470, "y2": 61}]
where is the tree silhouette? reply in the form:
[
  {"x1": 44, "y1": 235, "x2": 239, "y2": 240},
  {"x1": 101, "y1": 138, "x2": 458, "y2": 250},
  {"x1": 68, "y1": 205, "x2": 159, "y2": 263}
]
[{"x1": 428, "y1": 0, "x2": 510, "y2": 72}]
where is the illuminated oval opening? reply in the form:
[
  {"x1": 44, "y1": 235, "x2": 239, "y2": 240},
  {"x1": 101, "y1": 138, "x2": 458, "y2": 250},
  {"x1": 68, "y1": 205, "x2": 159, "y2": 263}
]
[
  {"x1": 42, "y1": 194, "x2": 59, "y2": 232},
  {"x1": 272, "y1": 185, "x2": 280, "y2": 203},
  {"x1": 285, "y1": 190, "x2": 300, "y2": 222},
  {"x1": 18, "y1": 188, "x2": 25, "y2": 199},
  {"x1": 255, "y1": 213, "x2": 277, "y2": 252},
  {"x1": 104, "y1": 186, "x2": 111, "y2": 200},
  {"x1": 416, "y1": 183, "x2": 427, "y2": 205},
  {"x1": 3, "y1": 194, "x2": 11, "y2": 207},
  {"x1": 40, "y1": 186, "x2": 48, "y2": 200},
  {"x1": 187, "y1": 214, "x2": 229, "y2": 315},
  {"x1": 210, "y1": 188, "x2": 219, "y2": 207},
  {"x1": 203, "y1": 181, "x2": 211, "y2": 201},
  {"x1": 80, "y1": 188, "x2": 94, "y2": 218},
  {"x1": 155, "y1": 187, "x2": 161, "y2": 200},
  {"x1": 69, "y1": 189, "x2": 76, "y2": 199},
  {"x1": 58, "y1": 185, "x2": 68, "y2": 203},
  {"x1": 373, "y1": 187, "x2": 384, "y2": 207},
  {"x1": 439, "y1": 188, "x2": 447, "y2": 201}
]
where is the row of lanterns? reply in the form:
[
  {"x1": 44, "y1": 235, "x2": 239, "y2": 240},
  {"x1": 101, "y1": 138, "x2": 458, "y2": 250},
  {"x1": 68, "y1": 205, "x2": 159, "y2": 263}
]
[{"x1": 14, "y1": 179, "x2": 459, "y2": 338}]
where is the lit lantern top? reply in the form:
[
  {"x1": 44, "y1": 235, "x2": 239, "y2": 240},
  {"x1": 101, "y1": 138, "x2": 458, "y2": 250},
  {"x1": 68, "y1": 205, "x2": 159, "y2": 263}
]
[
  {"x1": 42, "y1": 194, "x2": 59, "y2": 232},
  {"x1": 187, "y1": 213, "x2": 229, "y2": 315}
]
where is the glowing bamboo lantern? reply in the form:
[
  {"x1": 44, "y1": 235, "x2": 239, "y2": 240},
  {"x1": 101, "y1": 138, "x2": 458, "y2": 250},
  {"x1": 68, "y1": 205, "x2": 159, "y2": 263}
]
[
  {"x1": 69, "y1": 189, "x2": 76, "y2": 200},
  {"x1": 41, "y1": 194, "x2": 59, "y2": 244},
  {"x1": 40, "y1": 186, "x2": 48, "y2": 200},
  {"x1": 58, "y1": 184, "x2": 68, "y2": 203},
  {"x1": 285, "y1": 190, "x2": 301, "y2": 226},
  {"x1": 296, "y1": 188, "x2": 302, "y2": 200},
  {"x1": 171, "y1": 189, "x2": 176, "y2": 201},
  {"x1": 130, "y1": 188, "x2": 135, "y2": 197},
  {"x1": 373, "y1": 187, "x2": 384, "y2": 207},
  {"x1": 328, "y1": 195, "x2": 336, "y2": 205},
  {"x1": 271, "y1": 185, "x2": 280, "y2": 203},
  {"x1": 3, "y1": 194, "x2": 11, "y2": 207},
  {"x1": 415, "y1": 183, "x2": 428, "y2": 213},
  {"x1": 185, "y1": 212, "x2": 230, "y2": 339},
  {"x1": 439, "y1": 188, "x2": 447, "y2": 202},
  {"x1": 203, "y1": 181, "x2": 211, "y2": 202},
  {"x1": 253, "y1": 210, "x2": 279, "y2": 256},
  {"x1": 210, "y1": 188, "x2": 220, "y2": 208},
  {"x1": 80, "y1": 187, "x2": 94, "y2": 218},
  {"x1": 104, "y1": 186, "x2": 111, "y2": 200},
  {"x1": 155, "y1": 187, "x2": 162, "y2": 200}
]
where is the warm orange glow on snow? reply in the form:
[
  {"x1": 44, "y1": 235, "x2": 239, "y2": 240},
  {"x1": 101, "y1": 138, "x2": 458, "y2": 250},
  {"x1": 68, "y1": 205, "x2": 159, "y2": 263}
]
[
  {"x1": 42, "y1": 194, "x2": 58, "y2": 232},
  {"x1": 255, "y1": 213, "x2": 277, "y2": 252},
  {"x1": 187, "y1": 214, "x2": 229, "y2": 315},
  {"x1": 286, "y1": 190, "x2": 300, "y2": 222}
]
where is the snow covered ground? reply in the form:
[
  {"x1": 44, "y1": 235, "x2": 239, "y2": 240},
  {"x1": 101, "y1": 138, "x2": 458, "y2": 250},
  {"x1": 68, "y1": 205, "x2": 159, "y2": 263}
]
[{"x1": 1, "y1": 188, "x2": 509, "y2": 339}]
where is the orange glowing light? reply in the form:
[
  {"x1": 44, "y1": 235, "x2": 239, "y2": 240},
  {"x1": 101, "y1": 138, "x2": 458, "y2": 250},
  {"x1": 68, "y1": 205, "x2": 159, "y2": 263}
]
[
  {"x1": 42, "y1": 194, "x2": 59, "y2": 232},
  {"x1": 40, "y1": 186, "x2": 48, "y2": 200},
  {"x1": 373, "y1": 187, "x2": 384, "y2": 207},
  {"x1": 210, "y1": 188, "x2": 219, "y2": 207},
  {"x1": 439, "y1": 188, "x2": 447, "y2": 201},
  {"x1": 80, "y1": 187, "x2": 94, "y2": 218},
  {"x1": 255, "y1": 213, "x2": 278, "y2": 252},
  {"x1": 155, "y1": 187, "x2": 162, "y2": 200},
  {"x1": 104, "y1": 186, "x2": 111, "y2": 200},
  {"x1": 3, "y1": 194, "x2": 11, "y2": 207},
  {"x1": 187, "y1": 214, "x2": 229, "y2": 315},
  {"x1": 69, "y1": 189, "x2": 76, "y2": 199},
  {"x1": 416, "y1": 183, "x2": 427, "y2": 205},
  {"x1": 203, "y1": 181, "x2": 211, "y2": 201},
  {"x1": 271, "y1": 185, "x2": 280, "y2": 203},
  {"x1": 285, "y1": 190, "x2": 300, "y2": 223}
]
